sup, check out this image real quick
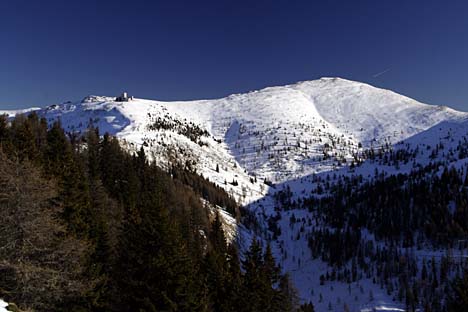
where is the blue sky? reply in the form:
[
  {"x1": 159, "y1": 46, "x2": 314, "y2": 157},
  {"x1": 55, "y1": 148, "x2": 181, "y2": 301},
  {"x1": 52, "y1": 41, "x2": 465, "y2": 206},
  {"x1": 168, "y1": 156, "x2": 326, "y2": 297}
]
[{"x1": 1, "y1": 0, "x2": 467, "y2": 110}]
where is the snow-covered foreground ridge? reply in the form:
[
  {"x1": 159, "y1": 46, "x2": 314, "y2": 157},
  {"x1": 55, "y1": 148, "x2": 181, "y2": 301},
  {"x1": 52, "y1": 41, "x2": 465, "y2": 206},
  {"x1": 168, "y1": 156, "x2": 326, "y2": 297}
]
[{"x1": 4, "y1": 77, "x2": 468, "y2": 311}]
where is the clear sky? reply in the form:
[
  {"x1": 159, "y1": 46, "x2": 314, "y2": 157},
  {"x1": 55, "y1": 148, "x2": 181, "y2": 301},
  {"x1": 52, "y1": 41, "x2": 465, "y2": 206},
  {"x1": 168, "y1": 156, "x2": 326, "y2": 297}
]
[{"x1": 1, "y1": 0, "x2": 467, "y2": 110}]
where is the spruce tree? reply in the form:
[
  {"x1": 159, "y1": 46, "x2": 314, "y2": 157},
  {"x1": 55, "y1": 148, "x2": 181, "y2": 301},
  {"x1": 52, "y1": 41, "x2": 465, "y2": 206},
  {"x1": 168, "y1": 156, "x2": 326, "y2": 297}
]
[
  {"x1": 447, "y1": 270, "x2": 468, "y2": 312},
  {"x1": 242, "y1": 239, "x2": 265, "y2": 311},
  {"x1": 204, "y1": 212, "x2": 229, "y2": 311}
]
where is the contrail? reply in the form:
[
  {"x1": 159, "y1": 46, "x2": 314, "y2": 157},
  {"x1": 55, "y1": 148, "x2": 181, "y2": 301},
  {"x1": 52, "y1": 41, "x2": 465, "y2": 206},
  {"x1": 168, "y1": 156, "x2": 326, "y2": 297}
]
[{"x1": 372, "y1": 68, "x2": 391, "y2": 78}]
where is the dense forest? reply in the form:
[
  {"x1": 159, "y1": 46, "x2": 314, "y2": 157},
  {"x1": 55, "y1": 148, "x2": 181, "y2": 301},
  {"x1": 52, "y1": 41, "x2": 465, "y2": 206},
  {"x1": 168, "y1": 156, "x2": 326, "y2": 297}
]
[
  {"x1": 0, "y1": 113, "x2": 312, "y2": 311},
  {"x1": 271, "y1": 138, "x2": 468, "y2": 311}
]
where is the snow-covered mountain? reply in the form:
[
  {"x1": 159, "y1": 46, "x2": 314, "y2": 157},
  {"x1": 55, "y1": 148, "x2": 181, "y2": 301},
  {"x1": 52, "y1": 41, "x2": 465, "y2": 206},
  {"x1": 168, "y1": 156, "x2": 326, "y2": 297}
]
[
  {"x1": 4, "y1": 77, "x2": 468, "y2": 311},
  {"x1": 23, "y1": 77, "x2": 467, "y2": 184}
]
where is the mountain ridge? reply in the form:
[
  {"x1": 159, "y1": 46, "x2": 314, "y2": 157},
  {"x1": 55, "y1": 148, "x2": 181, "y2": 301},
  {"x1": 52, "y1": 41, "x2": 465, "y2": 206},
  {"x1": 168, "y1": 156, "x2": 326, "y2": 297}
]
[
  {"x1": 3, "y1": 77, "x2": 468, "y2": 199},
  {"x1": 3, "y1": 77, "x2": 468, "y2": 311}
]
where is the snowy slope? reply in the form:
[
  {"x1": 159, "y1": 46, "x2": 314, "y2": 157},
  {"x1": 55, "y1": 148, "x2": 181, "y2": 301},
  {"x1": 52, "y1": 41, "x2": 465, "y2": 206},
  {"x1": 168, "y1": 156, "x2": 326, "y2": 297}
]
[
  {"x1": 0, "y1": 107, "x2": 40, "y2": 118},
  {"x1": 21, "y1": 77, "x2": 466, "y2": 188},
  {"x1": 4, "y1": 77, "x2": 468, "y2": 311},
  {"x1": 292, "y1": 78, "x2": 465, "y2": 146}
]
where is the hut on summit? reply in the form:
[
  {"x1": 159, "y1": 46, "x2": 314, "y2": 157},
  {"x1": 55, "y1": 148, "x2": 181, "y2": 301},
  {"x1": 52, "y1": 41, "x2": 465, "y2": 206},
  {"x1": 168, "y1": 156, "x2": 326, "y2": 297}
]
[{"x1": 116, "y1": 92, "x2": 134, "y2": 102}]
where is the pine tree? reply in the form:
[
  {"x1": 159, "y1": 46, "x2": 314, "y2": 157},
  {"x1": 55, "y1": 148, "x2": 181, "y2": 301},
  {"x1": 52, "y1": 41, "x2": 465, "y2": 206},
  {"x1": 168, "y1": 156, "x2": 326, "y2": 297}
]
[
  {"x1": 43, "y1": 121, "x2": 95, "y2": 236},
  {"x1": 211, "y1": 212, "x2": 227, "y2": 254},
  {"x1": 299, "y1": 302, "x2": 315, "y2": 312},
  {"x1": 224, "y1": 244, "x2": 243, "y2": 312},
  {"x1": 204, "y1": 213, "x2": 229, "y2": 311},
  {"x1": 44, "y1": 121, "x2": 73, "y2": 176},
  {"x1": 0, "y1": 114, "x2": 8, "y2": 140},
  {"x1": 242, "y1": 239, "x2": 265, "y2": 311},
  {"x1": 85, "y1": 125, "x2": 101, "y2": 180},
  {"x1": 263, "y1": 244, "x2": 283, "y2": 310},
  {"x1": 277, "y1": 273, "x2": 300, "y2": 311},
  {"x1": 114, "y1": 186, "x2": 200, "y2": 311},
  {"x1": 447, "y1": 270, "x2": 468, "y2": 312}
]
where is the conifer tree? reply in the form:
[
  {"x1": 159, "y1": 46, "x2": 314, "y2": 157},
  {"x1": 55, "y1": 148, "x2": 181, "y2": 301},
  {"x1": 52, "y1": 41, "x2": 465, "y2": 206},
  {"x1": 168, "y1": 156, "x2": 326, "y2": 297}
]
[
  {"x1": 224, "y1": 244, "x2": 244, "y2": 311},
  {"x1": 114, "y1": 185, "x2": 200, "y2": 311},
  {"x1": 204, "y1": 212, "x2": 229, "y2": 311},
  {"x1": 242, "y1": 239, "x2": 265, "y2": 311},
  {"x1": 447, "y1": 270, "x2": 468, "y2": 312}
]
